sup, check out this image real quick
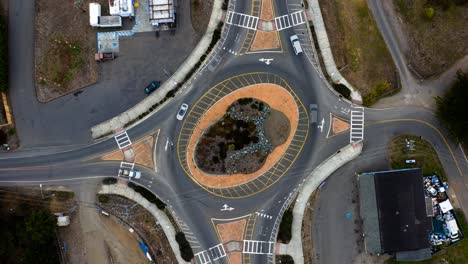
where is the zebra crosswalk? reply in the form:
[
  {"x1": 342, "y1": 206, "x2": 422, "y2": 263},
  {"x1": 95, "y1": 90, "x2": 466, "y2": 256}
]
[
  {"x1": 226, "y1": 11, "x2": 259, "y2": 30},
  {"x1": 114, "y1": 131, "x2": 132, "y2": 149},
  {"x1": 275, "y1": 10, "x2": 306, "y2": 31},
  {"x1": 194, "y1": 244, "x2": 227, "y2": 264},
  {"x1": 350, "y1": 107, "x2": 364, "y2": 143},
  {"x1": 242, "y1": 240, "x2": 274, "y2": 255}
]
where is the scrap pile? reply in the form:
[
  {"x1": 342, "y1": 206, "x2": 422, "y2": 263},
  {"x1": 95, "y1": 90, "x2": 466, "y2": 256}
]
[{"x1": 424, "y1": 175, "x2": 463, "y2": 247}]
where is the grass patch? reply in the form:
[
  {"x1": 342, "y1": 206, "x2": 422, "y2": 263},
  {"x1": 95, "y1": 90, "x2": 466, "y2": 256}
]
[
  {"x1": 388, "y1": 134, "x2": 447, "y2": 181},
  {"x1": 51, "y1": 190, "x2": 75, "y2": 199},
  {"x1": 391, "y1": 0, "x2": 468, "y2": 75},
  {"x1": 98, "y1": 194, "x2": 109, "y2": 203},
  {"x1": 277, "y1": 208, "x2": 293, "y2": 243},
  {"x1": 39, "y1": 35, "x2": 84, "y2": 88},
  {"x1": 318, "y1": 0, "x2": 397, "y2": 105}
]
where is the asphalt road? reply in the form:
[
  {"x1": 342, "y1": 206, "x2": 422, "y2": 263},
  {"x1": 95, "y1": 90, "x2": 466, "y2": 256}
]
[{"x1": 2, "y1": 0, "x2": 467, "y2": 263}]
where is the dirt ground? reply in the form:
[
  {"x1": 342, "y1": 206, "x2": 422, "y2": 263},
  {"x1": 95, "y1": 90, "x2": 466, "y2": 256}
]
[
  {"x1": 331, "y1": 115, "x2": 350, "y2": 135},
  {"x1": 264, "y1": 109, "x2": 290, "y2": 147},
  {"x1": 34, "y1": 0, "x2": 106, "y2": 102},
  {"x1": 61, "y1": 207, "x2": 149, "y2": 264},
  {"x1": 302, "y1": 191, "x2": 318, "y2": 264},
  {"x1": 318, "y1": 0, "x2": 397, "y2": 106},
  {"x1": 191, "y1": 0, "x2": 213, "y2": 35},
  {"x1": 390, "y1": 0, "x2": 468, "y2": 76},
  {"x1": 99, "y1": 194, "x2": 178, "y2": 263},
  {"x1": 250, "y1": 30, "x2": 280, "y2": 51}
]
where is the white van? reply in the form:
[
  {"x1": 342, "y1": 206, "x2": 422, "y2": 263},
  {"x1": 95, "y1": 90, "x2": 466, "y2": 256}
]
[
  {"x1": 290, "y1": 35, "x2": 303, "y2": 55},
  {"x1": 446, "y1": 219, "x2": 460, "y2": 242}
]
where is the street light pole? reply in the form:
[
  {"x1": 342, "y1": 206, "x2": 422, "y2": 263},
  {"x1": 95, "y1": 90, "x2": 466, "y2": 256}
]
[{"x1": 39, "y1": 184, "x2": 43, "y2": 198}]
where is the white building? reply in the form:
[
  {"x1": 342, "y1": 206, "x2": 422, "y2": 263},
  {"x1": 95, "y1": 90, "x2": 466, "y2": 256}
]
[
  {"x1": 89, "y1": 3, "x2": 122, "y2": 27},
  {"x1": 109, "y1": 0, "x2": 135, "y2": 17},
  {"x1": 149, "y1": 0, "x2": 175, "y2": 26}
]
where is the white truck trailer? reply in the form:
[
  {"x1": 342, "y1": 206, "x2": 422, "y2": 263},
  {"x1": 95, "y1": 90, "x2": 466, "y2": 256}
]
[{"x1": 89, "y1": 3, "x2": 122, "y2": 27}]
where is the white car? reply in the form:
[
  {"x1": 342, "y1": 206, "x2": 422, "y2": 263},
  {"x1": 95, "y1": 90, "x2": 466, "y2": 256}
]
[
  {"x1": 405, "y1": 159, "x2": 416, "y2": 164},
  {"x1": 119, "y1": 169, "x2": 141, "y2": 179},
  {"x1": 290, "y1": 35, "x2": 303, "y2": 55},
  {"x1": 177, "y1": 103, "x2": 189, "y2": 120},
  {"x1": 128, "y1": 170, "x2": 141, "y2": 179}
]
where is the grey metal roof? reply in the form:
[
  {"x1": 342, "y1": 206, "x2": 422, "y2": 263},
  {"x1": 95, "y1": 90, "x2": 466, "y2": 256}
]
[{"x1": 358, "y1": 172, "x2": 382, "y2": 254}]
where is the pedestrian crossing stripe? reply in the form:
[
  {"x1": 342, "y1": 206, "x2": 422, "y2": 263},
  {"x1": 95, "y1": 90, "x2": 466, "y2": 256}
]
[
  {"x1": 226, "y1": 11, "x2": 259, "y2": 30},
  {"x1": 274, "y1": 11, "x2": 306, "y2": 31}
]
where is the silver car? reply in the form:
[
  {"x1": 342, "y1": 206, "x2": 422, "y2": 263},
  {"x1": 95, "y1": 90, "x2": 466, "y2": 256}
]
[{"x1": 177, "y1": 103, "x2": 189, "y2": 120}]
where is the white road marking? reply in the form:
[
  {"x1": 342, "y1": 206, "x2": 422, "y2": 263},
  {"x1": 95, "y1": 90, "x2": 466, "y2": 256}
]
[
  {"x1": 274, "y1": 11, "x2": 306, "y2": 31},
  {"x1": 242, "y1": 240, "x2": 274, "y2": 254},
  {"x1": 221, "y1": 204, "x2": 235, "y2": 211},
  {"x1": 350, "y1": 107, "x2": 365, "y2": 143},
  {"x1": 226, "y1": 11, "x2": 259, "y2": 30},
  {"x1": 114, "y1": 131, "x2": 132, "y2": 149},
  {"x1": 259, "y1": 58, "x2": 274, "y2": 65},
  {"x1": 317, "y1": 118, "x2": 325, "y2": 133}
]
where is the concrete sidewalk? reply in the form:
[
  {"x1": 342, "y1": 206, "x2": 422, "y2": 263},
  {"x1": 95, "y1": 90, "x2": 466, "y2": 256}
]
[
  {"x1": 306, "y1": 0, "x2": 362, "y2": 104},
  {"x1": 91, "y1": 0, "x2": 225, "y2": 138},
  {"x1": 277, "y1": 142, "x2": 363, "y2": 263},
  {"x1": 99, "y1": 184, "x2": 190, "y2": 264}
]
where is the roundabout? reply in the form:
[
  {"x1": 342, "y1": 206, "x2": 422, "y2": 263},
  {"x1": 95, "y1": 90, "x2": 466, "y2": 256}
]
[{"x1": 177, "y1": 73, "x2": 309, "y2": 198}]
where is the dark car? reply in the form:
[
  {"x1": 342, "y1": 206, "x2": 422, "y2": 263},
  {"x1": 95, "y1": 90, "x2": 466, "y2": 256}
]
[{"x1": 144, "y1": 81, "x2": 161, "y2": 94}]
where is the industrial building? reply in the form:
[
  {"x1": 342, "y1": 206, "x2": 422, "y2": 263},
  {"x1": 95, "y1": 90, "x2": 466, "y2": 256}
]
[
  {"x1": 358, "y1": 168, "x2": 433, "y2": 261},
  {"x1": 149, "y1": 0, "x2": 175, "y2": 26}
]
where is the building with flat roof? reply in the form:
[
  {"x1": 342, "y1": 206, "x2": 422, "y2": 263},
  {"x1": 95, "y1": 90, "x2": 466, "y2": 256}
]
[
  {"x1": 149, "y1": 0, "x2": 175, "y2": 25},
  {"x1": 358, "y1": 168, "x2": 433, "y2": 261},
  {"x1": 109, "y1": 0, "x2": 134, "y2": 17}
]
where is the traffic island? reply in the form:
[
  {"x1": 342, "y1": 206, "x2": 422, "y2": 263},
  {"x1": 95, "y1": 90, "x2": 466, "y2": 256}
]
[
  {"x1": 209, "y1": 214, "x2": 259, "y2": 264},
  {"x1": 177, "y1": 73, "x2": 310, "y2": 198}
]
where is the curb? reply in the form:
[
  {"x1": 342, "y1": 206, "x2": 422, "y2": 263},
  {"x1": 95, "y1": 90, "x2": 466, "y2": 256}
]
[
  {"x1": 305, "y1": 0, "x2": 363, "y2": 104},
  {"x1": 91, "y1": 0, "x2": 226, "y2": 139}
]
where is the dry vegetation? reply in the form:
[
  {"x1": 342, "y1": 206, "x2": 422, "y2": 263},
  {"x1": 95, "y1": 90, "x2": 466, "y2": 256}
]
[
  {"x1": 191, "y1": 0, "x2": 213, "y2": 35},
  {"x1": 392, "y1": 0, "x2": 468, "y2": 76},
  {"x1": 34, "y1": 0, "x2": 105, "y2": 102},
  {"x1": 318, "y1": 0, "x2": 398, "y2": 106}
]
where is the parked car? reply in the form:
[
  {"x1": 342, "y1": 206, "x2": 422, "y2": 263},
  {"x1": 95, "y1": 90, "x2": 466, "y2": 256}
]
[
  {"x1": 95, "y1": 52, "x2": 115, "y2": 62},
  {"x1": 405, "y1": 159, "x2": 416, "y2": 164},
  {"x1": 145, "y1": 81, "x2": 161, "y2": 94},
  {"x1": 290, "y1": 35, "x2": 303, "y2": 55},
  {"x1": 176, "y1": 103, "x2": 189, "y2": 120}
]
